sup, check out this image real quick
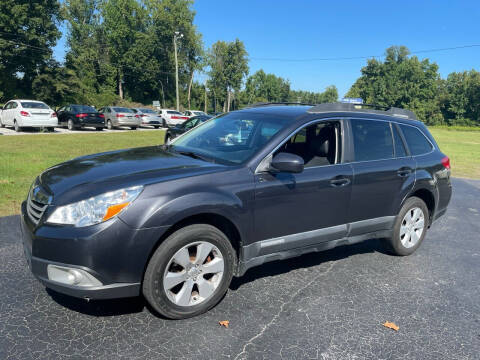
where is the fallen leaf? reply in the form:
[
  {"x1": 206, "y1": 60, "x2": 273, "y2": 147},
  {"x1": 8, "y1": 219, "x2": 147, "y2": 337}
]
[
  {"x1": 383, "y1": 321, "x2": 399, "y2": 331},
  {"x1": 219, "y1": 320, "x2": 229, "y2": 328}
]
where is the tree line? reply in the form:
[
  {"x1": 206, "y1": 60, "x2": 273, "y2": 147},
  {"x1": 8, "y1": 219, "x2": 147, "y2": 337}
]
[{"x1": 0, "y1": 1, "x2": 478, "y2": 125}]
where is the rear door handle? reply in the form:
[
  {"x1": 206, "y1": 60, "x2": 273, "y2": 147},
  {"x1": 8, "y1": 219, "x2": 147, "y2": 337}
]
[
  {"x1": 330, "y1": 177, "x2": 351, "y2": 187},
  {"x1": 397, "y1": 168, "x2": 412, "y2": 177}
]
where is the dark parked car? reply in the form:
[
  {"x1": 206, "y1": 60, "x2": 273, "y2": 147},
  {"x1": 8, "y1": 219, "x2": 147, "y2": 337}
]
[
  {"x1": 164, "y1": 115, "x2": 212, "y2": 143},
  {"x1": 57, "y1": 105, "x2": 105, "y2": 131},
  {"x1": 21, "y1": 103, "x2": 451, "y2": 319}
]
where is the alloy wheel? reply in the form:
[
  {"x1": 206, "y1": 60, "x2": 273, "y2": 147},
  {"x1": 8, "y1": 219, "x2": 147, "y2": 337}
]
[
  {"x1": 163, "y1": 241, "x2": 224, "y2": 307},
  {"x1": 400, "y1": 207, "x2": 425, "y2": 248}
]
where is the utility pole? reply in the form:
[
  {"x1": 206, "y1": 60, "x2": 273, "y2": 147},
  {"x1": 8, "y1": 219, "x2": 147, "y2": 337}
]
[{"x1": 173, "y1": 31, "x2": 183, "y2": 111}]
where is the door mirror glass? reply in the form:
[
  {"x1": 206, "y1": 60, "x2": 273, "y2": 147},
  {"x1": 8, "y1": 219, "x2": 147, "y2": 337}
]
[{"x1": 270, "y1": 153, "x2": 304, "y2": 173}]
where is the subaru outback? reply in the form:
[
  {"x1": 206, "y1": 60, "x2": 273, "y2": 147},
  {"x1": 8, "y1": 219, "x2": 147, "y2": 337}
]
[{"x1": 21, "y1": 103, "x2": 452, "y2": 319}]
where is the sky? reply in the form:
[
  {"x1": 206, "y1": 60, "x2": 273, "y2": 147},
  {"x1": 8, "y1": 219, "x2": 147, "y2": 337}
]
[{"x1": 54, "y1": 0, "x2": 480, "y2": 97}]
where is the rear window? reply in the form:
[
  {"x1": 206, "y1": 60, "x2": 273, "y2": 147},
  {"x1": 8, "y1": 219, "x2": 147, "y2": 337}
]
[
  {"x1": 352, "y1": 119, "x2": 393, "y2": 161},
  {"x1": 73, "y1": 105, "x2": 96, "y2": 113},
  {"x1": 140, "y1": 108, "x2": 156, "y2": 114},
  {"x1": 400, "y1": 125, "x2": 433, "y2": 156},
  {"x1": 113, "y1": 107, "x2": 133, "y2": 113},
  {"x1": 21, "y1": 102, "x2": 49, "y2": 109}
]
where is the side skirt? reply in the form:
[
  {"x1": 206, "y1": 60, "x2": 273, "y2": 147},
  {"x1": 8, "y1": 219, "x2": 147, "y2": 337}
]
[{"x1": 236, "y1": 216, "x2": 395, "y2": 276}]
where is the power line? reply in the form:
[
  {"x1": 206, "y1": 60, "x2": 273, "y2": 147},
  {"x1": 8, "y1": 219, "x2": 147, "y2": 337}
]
[{"x1": 249, "y1": 44, "x2": 480, "y2": 62}]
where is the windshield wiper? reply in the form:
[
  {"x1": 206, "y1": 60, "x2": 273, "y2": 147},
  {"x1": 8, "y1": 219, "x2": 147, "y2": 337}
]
[{"x1": 176, "y1": 150, "x2": 216, "y2": 163}]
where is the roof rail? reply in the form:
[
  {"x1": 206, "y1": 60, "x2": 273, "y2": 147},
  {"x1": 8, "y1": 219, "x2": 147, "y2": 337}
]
[
  {"x1": 308, "y1": 103, "x2": 418, "y2": 120},
  {"x1": 245, "y1": 102, "x2": 315, "y2": 108}
]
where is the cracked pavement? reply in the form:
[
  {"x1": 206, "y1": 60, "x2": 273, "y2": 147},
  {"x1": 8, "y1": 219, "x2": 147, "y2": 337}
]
[{"x1": 0, "y1": 178, "x2": 479, "y2": 359}]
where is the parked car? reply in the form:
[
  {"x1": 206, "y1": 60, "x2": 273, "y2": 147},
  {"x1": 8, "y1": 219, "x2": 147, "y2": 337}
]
[
  {"x1": 157, "y1": 109, "x2": 189, "y2": 127},
  {"x1": 21, "y1": 103, "x2": 451, "y2": 319},
  {"x1": 164, "y1": 115, "x2": 212, "y2": 143},
  {"x1": 57, "y1": 104, "x2": 105, "y2": 131},
  {"x1": 0, "y1": 100, "x2": 57, "y2": 132},
  {"x1": 98, "y1": 106, "x2": 142, "y2": 130},
  {"x1": 183, "y1": 110, "x2": 207, "y2": 118},
  {"x1": 131, "y1": 108, "x2": 165, "y2": 128}
]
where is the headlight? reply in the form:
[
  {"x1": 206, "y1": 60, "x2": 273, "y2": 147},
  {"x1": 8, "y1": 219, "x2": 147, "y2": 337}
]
[{"x1": 46, "y1": 185, "x2": 143, "y2": 227}]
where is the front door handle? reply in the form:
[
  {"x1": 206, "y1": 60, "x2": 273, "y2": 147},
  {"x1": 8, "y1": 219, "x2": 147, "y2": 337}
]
[
  {"x1": 397, "y1": 168, "x2": 412, "y2": 177},
  {"x1": 330, "y1": 177, "x2": 350, "y2": 187}
]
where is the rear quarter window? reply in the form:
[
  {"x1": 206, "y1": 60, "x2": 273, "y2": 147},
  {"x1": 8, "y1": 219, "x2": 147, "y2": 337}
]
[{"x1": 399, "y1": 125, "x2": 433, "y2": 156}]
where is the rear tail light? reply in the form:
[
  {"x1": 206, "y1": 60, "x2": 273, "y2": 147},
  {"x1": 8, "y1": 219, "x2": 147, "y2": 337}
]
[
  {"x1": 141, "y1": 114, "x2": 147, "y2": 117},
  {"x1": 76, "y1": 113, "x2": 88, "y2": 118},
  {"x1": 51, "y1": 112, "x2": 57, "y2": 118},
  {"x1": 135, "y1": 114, "x2": 141, "y2": 118},
  {"x1": 99, "y1": 114, "x2": 105, "y2": 118},
  {"x1": 171, "y1": 116, "x2": 188, "y2": 120},
  {"x1": 20, "y1": 110, "x2": 30, "y2": 116},
  {"x1": 441, "y1": 156, "x2": 451, "y2": 170},
  {"x1": 116, "y1": 114, "x2": 125, "y2": 118}
]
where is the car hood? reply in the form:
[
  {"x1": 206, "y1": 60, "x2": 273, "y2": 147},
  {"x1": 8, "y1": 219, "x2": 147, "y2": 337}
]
[{"x1": 38, "y1": 146, "x2": 225, "y2": 204}]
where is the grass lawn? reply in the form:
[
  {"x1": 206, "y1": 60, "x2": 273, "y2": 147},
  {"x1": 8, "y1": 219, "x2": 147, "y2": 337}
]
[
  {"x1": 0, "y1": 131, "x2": 165, "y2": 217},
  {"x1": 0, "y1": 127, "x2": 478, "y2": 217}
]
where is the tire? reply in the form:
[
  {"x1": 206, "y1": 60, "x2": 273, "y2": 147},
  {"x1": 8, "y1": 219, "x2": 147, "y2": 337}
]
[
  {"x1": 96, "y1": 127, "x2": 103, "y2": 131},
  {"x1": 67, "y1": 119, "x2": 75, "y2": 131},
  {"x1": 107, "y1": 120, "x2": 113, "y2": 130},
  {"x1": 0, "y1": 118, "x2": 4, "y2": 128},
  {"x1": 47, "y1": 127, "x2": 55, "y2": 132},
  {"x1": 387, "y1": 196, "x2": 429, "y2": 256},
  {"x1": 130, "y1": 126, "x2": 137, "y2": 130},
  {"x1": 162, "y1": 119, "x2": 167, "y2": 128},
  {"x1": 143, "y1": 224, "x2": 236, "y2": 319},
  {"x1": 154, "y1": 126, "x2": 160, "y2": 129},
  {"x1": 14, "y1": 120, "x2": 21, "y2": 132}
]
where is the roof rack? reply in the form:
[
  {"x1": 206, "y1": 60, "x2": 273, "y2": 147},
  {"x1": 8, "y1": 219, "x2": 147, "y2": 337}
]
[
  {"x1": 245, "y1": 102, "x2": 315, "y2": 108},
  {"x1": 308, "y1": 103, "x2": 418, "y2": 120}
]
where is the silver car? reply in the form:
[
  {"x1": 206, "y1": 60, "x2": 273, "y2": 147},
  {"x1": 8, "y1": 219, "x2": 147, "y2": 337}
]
[
  {"x1": 131, "y1": 108, "x2": 166, "y2": 128},
  {"x1": 98, "y1": 106, "x2": 142, "y2": 130}
]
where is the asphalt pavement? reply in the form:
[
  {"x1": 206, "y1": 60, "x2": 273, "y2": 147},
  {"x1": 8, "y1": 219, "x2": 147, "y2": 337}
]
[{"x1": 0, "y1": 178, "x2": 478, "y2": 359}]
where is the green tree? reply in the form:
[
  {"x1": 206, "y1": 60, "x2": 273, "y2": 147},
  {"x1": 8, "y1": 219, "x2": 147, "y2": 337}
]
[
  {"x1": 208, "y1": 39, "x2": 248, "y2": 112},
  {"x1": 288, "y1": 85, "x2": 338, "y2": 104},
  {"x1": 245, "y1": 69, "x2": 290, "y2": 103},
  {"x1": 346, "y1": 46, "x2": 443, "y2": 124},
  {"x1": 0, "y1": 0, "x2": 62, "y2": 101}
]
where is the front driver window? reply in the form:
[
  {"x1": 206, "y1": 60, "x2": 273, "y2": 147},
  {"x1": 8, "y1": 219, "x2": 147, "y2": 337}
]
[{"x1": 275, "y1": 121, "x2": 341, "y2": 168}]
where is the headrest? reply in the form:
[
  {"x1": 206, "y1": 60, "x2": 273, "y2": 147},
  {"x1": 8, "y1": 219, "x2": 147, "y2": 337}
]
[{"x1": 309, "y1": 127, "x2": 331, "y2": 156}]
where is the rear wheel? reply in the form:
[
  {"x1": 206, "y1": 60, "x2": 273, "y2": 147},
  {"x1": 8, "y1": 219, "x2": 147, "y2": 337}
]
[
  {"x1": 143, "y1": 224, "x2": 235, "y2": 319},
  {"x1": 14, "y1": 120, "x2": 21, "y2": 132},
  {"x1": 130, "y1": 126, "x2": 137, "y2": 130},
  {"x1": 387, "y1": 196, "x2": 429, "y2": 256},
  {"x1": 107, "y1": 120, "x2": 113, "y2": 130},
  {"x1": 162, "y1": 119, "x2": 167, "y2": 128},
  {"x1": 96, "y1": 127, "x2": 103, "y2": 131},
  {"x1": 154, "y1": 125, "x2": 160, "y2": 129},
  {"x1": 67, "y1": 119, "x2": 75, "y2": 131}
]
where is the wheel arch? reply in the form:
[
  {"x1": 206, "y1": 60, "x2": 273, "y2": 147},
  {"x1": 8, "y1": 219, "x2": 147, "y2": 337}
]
[
  {"x1": 142, "y1": 212, "x2": 243, "y2": 281},
  {"x1": 404, "y1": 187, "x2": 436, "y2": 224}
]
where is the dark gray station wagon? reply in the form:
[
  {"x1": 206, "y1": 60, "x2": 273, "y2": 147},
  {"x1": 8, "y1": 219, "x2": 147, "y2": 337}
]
[{"x1": 21, "y1": 103, "x2": 452, "y2": 319}]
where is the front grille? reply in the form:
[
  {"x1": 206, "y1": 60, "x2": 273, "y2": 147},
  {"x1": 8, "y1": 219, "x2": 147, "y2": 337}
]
[{"x1": 27, "y1": 189, "x2": 48, "y2": 225}]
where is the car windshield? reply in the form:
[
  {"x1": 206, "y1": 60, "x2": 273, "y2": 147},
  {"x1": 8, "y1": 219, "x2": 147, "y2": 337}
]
[
  {"x1": 171, "y1": 112, "x2": 290, "y2": 164},
  {"x1": 21, "y1": 102, "x2": 49, "y2": 109},
  {"x1": 113, "y1": 107, "x2": 133, "y2": 113},
  {"x1": 140, "y1": 108, "x2": 157, "y2": 114},
  {"x1": 73, "y1": 105, "x2": 96, "y2": 113}
]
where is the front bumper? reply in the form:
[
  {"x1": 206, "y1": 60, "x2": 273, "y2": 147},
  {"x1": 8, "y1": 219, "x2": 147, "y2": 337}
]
[{"x1": 21, "y1": 201, "x2": 168, "y2": 300}]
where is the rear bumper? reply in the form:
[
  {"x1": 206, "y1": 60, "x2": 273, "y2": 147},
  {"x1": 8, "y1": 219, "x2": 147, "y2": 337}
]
[
  {"x1": 21, "y1": 201, "x2": 169, "y2": 300},
  {"x1": 19, "y1": 118, "x2": 58, "y2": 127}
]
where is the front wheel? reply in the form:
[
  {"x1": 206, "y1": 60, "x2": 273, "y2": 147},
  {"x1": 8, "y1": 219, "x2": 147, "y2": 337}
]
[
  {"x1": 387, "y1": 196, "x2": 429, "y2": 256},
  {"x1": 164, "y1": 134, "x2": 171, "y2": 145},
  {"x1": 0, "y1": 119, "x2": 4, "y2": 128},
  {"x1": 143, "y1": 224, "x2": 236, "y2": 319}
]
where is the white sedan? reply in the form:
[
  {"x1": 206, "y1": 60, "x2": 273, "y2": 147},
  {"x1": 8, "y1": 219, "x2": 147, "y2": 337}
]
[{"x1": 0, "y1": 100, "x2": 58, "y2": 132}]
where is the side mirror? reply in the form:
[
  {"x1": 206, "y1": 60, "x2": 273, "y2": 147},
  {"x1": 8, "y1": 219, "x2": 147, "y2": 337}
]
[{"x1": 270, "y1": 152, "x2": 304, "y2": 173}]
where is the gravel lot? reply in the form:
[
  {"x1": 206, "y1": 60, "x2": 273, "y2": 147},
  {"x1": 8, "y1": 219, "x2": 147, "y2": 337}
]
[
  {"x1": 0, "y1": 125, "x2": 164, "y2": 136},
  {"x1": 0, "y1": 178, "x2": 478, "y2": 359}
]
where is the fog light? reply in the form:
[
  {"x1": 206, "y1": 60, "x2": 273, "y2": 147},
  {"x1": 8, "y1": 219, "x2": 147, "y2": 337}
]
[{"x1": 47, "y1": 265, "x2": 102, "y2": 287}]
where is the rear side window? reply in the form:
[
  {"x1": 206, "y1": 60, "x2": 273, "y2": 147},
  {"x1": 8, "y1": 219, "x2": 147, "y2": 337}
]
[
  {"x1": 351, "y1": 119, "x2": 393, "y2": 161},
  {"x1": 400, "y1": 125, "x2": 433, "y2": 156},
  {"x1": 392, "y1": 124, "x2": 407, "y2": 157}
]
